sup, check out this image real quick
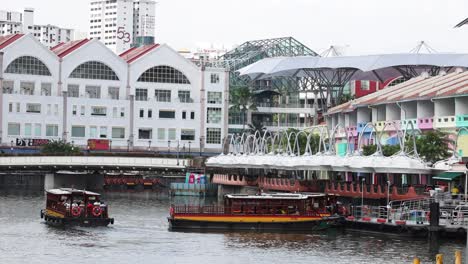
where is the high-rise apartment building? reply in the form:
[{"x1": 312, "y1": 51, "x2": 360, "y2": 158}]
[
  {"x1": 89, "y1": 0, "x2": 156, "y2": 54},
  {"x1": 0, "y1": 8, "x2": 74, "y2": 47}
]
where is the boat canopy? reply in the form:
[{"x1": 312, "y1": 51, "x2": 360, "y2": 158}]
[
  {"x1": 225, "y1": 193, "x2": 328, "y2": 200},
  {"x1": 46, "y1": 188, "x2": 101, "y2": 196}
]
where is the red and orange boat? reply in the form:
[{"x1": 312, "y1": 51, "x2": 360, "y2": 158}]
[
  {"x1": 40, "y1": 188, "x2": 114, "y2": 226},
  {"x1": 168, "y1": 193, "x2": 339, "y2": 232}
]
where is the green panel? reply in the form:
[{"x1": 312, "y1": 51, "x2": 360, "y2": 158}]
[
  {"x1": 456, "y1": 115, "x2": 468, "y2": 128},
  {"x1": 433, "y1": 172, "x2": 463, "y2": 181},
  {"x1": 336, "y1": 143, "x2": 348, "y2": 157}
]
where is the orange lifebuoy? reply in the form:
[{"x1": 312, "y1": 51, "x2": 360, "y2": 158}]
[
  {"x1": 92, "y1": 206, "x2": 102, "y2": 217},
  {"x1": 71, "y1": 206, "x2": 81, "y2": 217}
]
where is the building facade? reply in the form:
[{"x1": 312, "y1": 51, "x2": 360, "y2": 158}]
[
  {"x1": 0, "y1": 34, "x2": 228, "y2": 153},
  {"x1": 0, "y1": 8, "x2": 74, "y2": 47},
  {"x1": 89, "y1": 0, "x2": 156, "y2": 54}
]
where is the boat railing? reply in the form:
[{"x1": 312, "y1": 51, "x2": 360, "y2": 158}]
[{"x1": 171, "y1": 205, "x2": 329, "y2": 216}]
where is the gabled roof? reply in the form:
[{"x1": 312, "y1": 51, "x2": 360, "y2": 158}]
[
  {"x1": 0, "y1": 34, "x2": 24, "y2": 50},
  {"x1": 119, "y1": 44, "x2": 160, "y2": 63},
  {"x1": 328, "y1": 71, "x2": 468, "y2": 114},
  {"x1": 50, "y1": 39, "x2": 90, "y2": 58}
]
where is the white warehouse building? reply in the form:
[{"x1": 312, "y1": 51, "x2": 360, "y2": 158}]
[{"x1": 0, "y1": 34, "x2": 229, "y2": 153}]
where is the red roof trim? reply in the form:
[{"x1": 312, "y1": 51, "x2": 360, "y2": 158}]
[
  {"x1": 0, "y1": 34, "x2": 24, "y2": 50},
  {"x1": 50, "y1": 42, "x2": 65, "y2": 51},
  {"x1": 54, "y1": 39, "x2": 90, "y2": 58},
  {"x1": 120, "y1": 44, "x2": 160, "y2": 63}
]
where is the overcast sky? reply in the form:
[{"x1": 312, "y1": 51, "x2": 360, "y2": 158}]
[{"x1": 3, "y1": 0, "x2": 468, "y2": 54}]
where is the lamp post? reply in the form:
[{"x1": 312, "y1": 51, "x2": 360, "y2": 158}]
[
  {"x1": 188, "y1": 141, "x2": 191, "y2": 155},
  {"x1": 148, "y1": 140, "x2": 152, "y2": 152},
  {"x1": 199, "y1": 137, "x2": 202, "y2": 156},
  {"x1": 361, "y1": 177, "x2": 365, "y2": 217},
  {"x1": 71, "y1": 140, "x2": 74, "y2": 152},
  {"x1": 127, "y1": 139, "x2": 130, "y2": 152},
  {"x1": 10, "y1": 140, "x2": 13, "y2": 153},
  {"x1": 109, "y1": 139, "x2": 112, "y2": 152},
  {"x1": 387, "y1": 180, "x2": 391, "y2": 206},
  {"x1": 168, "y1": 140, "x2": 171, "y2": 154},
  {"x1": 177, "y1": 140, "x2": 180, "y2": 166}
]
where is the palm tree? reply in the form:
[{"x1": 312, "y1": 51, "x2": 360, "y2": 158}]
[
  {"x1": 230, "y1": 86, "x2": 257, "y2": 131},
  {"x1": 246, "y1": 121, "x2": 266, "y2": 137}
]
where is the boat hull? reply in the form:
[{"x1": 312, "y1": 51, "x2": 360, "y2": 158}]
[
  {"x1": 41, "y1": 210, "x2": 114, "y2": 227},
  {"x1": 168, "y1": 215, "x2": 337, "y2": 232}
]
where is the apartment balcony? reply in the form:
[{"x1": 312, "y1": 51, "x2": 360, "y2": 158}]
[
  {"x1": 434, "y1": 115, "x2": 456, "y2": 129},
  {"x1": 401, "y1": 119, "x2": 417, "y2": 130},
  {"x1": 417, "y1": 117, "x2": 434, "y2": 130},
  {"x1": 456, "y1": 115, "x2": 468, "y2": 128},
  {"x1": 375, "y1": 121, "x2": 385, "y2": 132},
  {"x1": 346, "y1": 126, "x2": 358, "y2": 137},
  {"x1": 383, "y1": 120, "x2": 401, "y2": 132},
  {"x1": 357, "y1": 122, "x2": 373, "y2": 133}
]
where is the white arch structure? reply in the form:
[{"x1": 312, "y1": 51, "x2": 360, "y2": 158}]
[{"x1": 206, "y1": 121, "x2": 449, "y2": 174}]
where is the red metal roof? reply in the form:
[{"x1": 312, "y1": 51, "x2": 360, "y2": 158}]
[
  {"x1": 119, "y1": 44, "x2": 160, "y2": 63},
  {"x1": 0, "y1": 34, "x2": 24, "y2": 50},
  {"x1": 50, "y1": 39, "x2": 90, "y2": 58},
  {"x1": 328, "y1": 71, "x2": 468, "y2": 114}
]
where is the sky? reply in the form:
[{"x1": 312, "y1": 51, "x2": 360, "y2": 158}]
[{"x1": 3, "y1": 0, "x2": 468, "y2": 55}]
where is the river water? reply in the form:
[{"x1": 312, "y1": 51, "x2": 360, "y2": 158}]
[{"x1": 0, "y1": 190, "x2": 465, "y2": 264}]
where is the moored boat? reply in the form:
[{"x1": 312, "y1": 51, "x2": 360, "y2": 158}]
[
  {"x1": 168, "y1": 193, "x2": 339, "y2": 232},
  {"x1": 40, "y1": 188, "x2": 114, "y2": 226}
]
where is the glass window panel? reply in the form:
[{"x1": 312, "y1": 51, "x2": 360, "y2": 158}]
[
  {"x1": 178, "y1": 90, "x2": 192, "y2": 103},
  {"x1": 5, "y1": 56, "x2": 52, "y2": 76},
  {"x1": 168, "y1": 128, "x2": 176, "y2": 140},
  {"x1": 100, "y1": 126, "x2": 107, "y2": 138},
  {"x1": 137, "y1": 65, "x2": 190, "y2": 84},
  {"x1": 26, "y1": 103, "x2": 41, "y2": 113},
  {"x1": 154, "y1": 90, "x2": 171, "y2": 102},
  {"x1": 207, "y1": 107, "x2": 222, "y2": 124},
  {"x1": 46, "y1": 124, "x2": 59, "y2": 137},
  {"x1": 159, "y1": 110, "x2": 175, "y2": 119},
  {"x1": 210, "y1": 73, "x2": 219, "y2": 84},
  {"x1": 157, "y1": 128, "x2": 165, "y2": 140},
  {"x1": 206, "y1": 128, "x2": 221, "y2": 144},
  {"x1": 20, "y1": 82, "x2": 34, "y2": 95},
  {"x1": 8, "y1": 103, "x2": 13, "y2": 113},
  {"x1": 67, "y1": 84, "x2": 79, "y2": 97},
  {"x1": 3, "y1": 80, "x2": 14, "y2": 94},
  {"x1": 90, "y1": 126, "x2": 98, "y2": 138},
  {"x1": 112, "y1": 127, "x2": 125, "y2": 139},
  {"x1": 135, "y1": 88, "x2": 148, "y2": 101},
  {"x1": 8, "y1": 123, "x2": 20, "y2": 136},
  {"x1": 138, "y1": 129, "x2": 152, "y2": 139},
  {"x1": 91, "y1": 106, "x2": 106, "y2": 116},
  {"x1": 207, "y1": 92, "x2": 222, "y2": 104},
  {"x1": 108, "y1": 87, "x2": 119, "y2": 100},
  {"x1": 34, "y1": 124, "x2": 41, "y2": 136},
  {"x1": 25, "y1": 123, "x2": 32, "y2": 136},
  {"x1": 71, "y1": 126, "x2": 85, "y2": 137},
  {"x1": 181, "y1": 129, "x2": 195, "y2": 141},
  {"x1": 41, "y1": 83, "x2": 52, "y2": 96},
  {"x1": 69, "y1": 61, "x2": 119, "y2": 80},
  {"x1": 85, "y1": 86, "x2": 101, "y2": 99}
]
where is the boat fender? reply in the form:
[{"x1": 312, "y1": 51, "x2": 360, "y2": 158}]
[
  {"x1": 40, "y1": 210, "x2": 44, "y2": 219},
  {"x1": 71, "y1": 206, "x2": 82, "y2": 217},
  {"x1": 110, "y1": 218, "x2": 114, "y2": 225},
  {"x1": 92, "y1": 206, "x2": 102, "y2": 217}
]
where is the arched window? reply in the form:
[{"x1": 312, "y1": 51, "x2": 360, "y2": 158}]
[
  {"x1": 137, "y1": 65, "x2": 190, "y2": 84},
  {"x1": 5, "y1": 56, "x2": 51, "y2": 76},
  {"x1": 69, "y1": 61, "x2": 119, "y2": 80}
]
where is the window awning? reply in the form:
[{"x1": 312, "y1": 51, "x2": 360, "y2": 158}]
[{"x1": 433, "y1": 172, "x2": 464, "y2": 181}]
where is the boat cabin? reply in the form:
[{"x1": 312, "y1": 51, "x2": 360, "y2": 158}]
[
  {"x1": 45, "y1": 188, "x2": 109, "y2": 219},
  {"x1": 223, "y1": 193, "x2": 337, "y2": 216}
]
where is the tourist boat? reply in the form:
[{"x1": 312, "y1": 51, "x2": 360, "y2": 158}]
[
  {"x1": 40, "y1": 188, "x2": 114, "y2": 226},
  {"x1": 168, "y1": 193, "x2": 339, "y2": 232}
]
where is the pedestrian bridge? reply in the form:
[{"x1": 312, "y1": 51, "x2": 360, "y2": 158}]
[{"x1": 0, "y1": 156, "x2": 190, "y2": 171}]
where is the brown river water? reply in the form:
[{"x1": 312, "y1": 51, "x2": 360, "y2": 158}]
[{"x1": 0, "y1": 190, "x2": 465, "y2": 264}]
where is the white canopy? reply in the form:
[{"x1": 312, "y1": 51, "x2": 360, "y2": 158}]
[{"x1": 238, "y1": 53, "x2": 468, "y2": 81}]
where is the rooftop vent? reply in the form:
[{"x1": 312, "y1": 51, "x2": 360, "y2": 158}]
[{"x1": 455, "y1": 67, "x2": 464, "y2": 74}]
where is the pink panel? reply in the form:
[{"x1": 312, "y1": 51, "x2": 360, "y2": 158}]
[{"x1": 417, "y1": 117, "x2": 433, "y2": 130}]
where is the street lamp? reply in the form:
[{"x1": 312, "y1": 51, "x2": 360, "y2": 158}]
[
  {"x1": 71, "y1": 141, "x2": 74, "y2": 151},
  {"x1": 361, "y1": 177, "x2": 365, "y2": 218},
  {"x1": 109, "y1": 140, "x2": 112, "y2": 152},
  {"x1": 188, "y1": 141, "x2": 191, "y2": 155},
  {"x1": 127, "y1": 139, "x2": 130, "y2": 152},
  {"x1": 168, "y1": 140, "x2": 171, "y2": 154},
  {"x1": 177, "y1": 141, "x2": 180, "y2": 166},
  {"x1": 10, "y1": 140, "x2": 13, "y2": 153},
  {"x1": 386, "y1": 180, "x2": 391, "y2": 206},
  {"x1": 199, "y1": 137, "x2": 202, "y2": 156},
  {"x1": 148, "y1": 140, "x2": 152, "y2": 152}
]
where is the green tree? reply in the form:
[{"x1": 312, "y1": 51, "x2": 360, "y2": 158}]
[
  {"x1": 362, "y1": 144, "x2": 400, "y2": 156},
  {"x1": 41, "y1": 140, "x2": 81, "y2": 155},
  {"x1": 410, "y1": 130, "x2": 452, "y2": 164},
  {"x1": 246, "y1": 121, "x2": 266, "y2": 137},
  {"x1": 230, "y1": 86, "x2": 257, "y2": 131}
]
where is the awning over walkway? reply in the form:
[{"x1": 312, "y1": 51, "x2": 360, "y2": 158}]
[{"x1": 433, "y1": 172, "x2": 464, "y2": 181}]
